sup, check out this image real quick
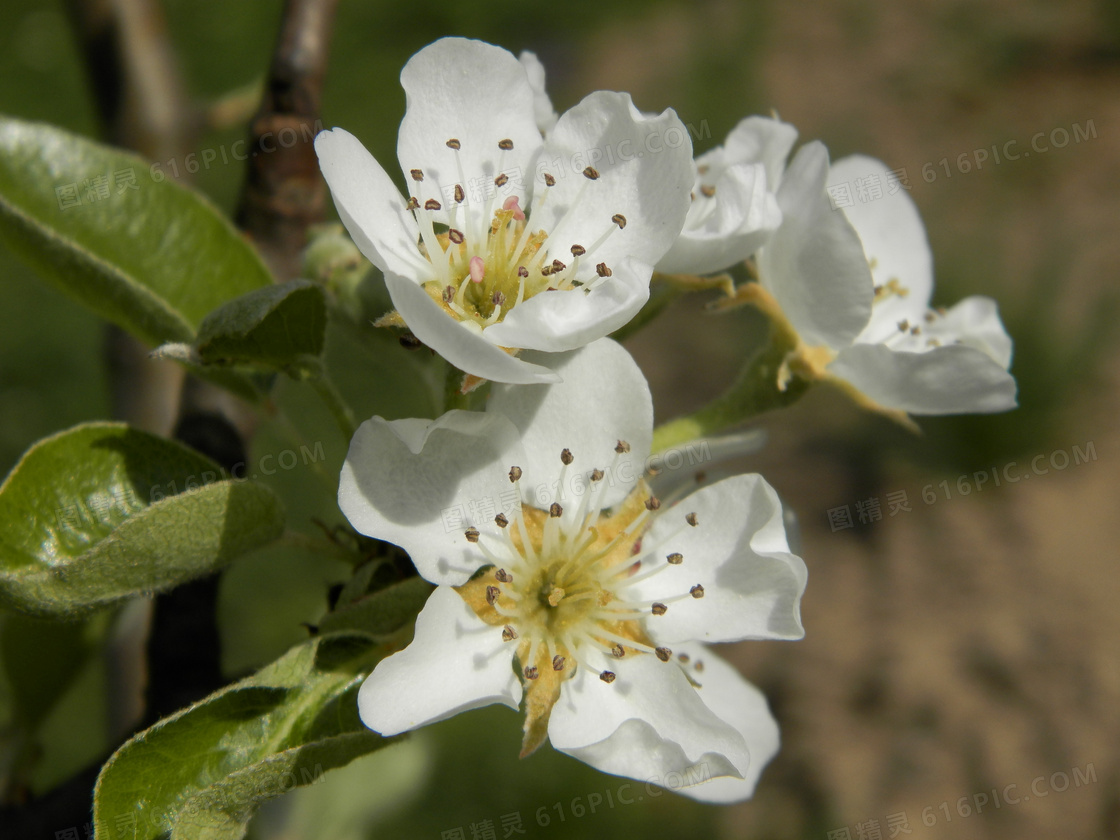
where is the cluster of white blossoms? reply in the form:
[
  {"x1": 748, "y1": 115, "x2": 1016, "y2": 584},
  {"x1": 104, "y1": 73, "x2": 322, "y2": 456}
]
[
  {"x1": 671, "y1": 119, "x2": 1017, "y2": 416},
  {"x1": 318, "y1": 37, "x2": 1016, "y2": 803}
]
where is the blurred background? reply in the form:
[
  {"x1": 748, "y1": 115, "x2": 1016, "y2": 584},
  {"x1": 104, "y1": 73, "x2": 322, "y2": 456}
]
[{"x1": 1, "y1": 1, "x2": 1118, "y2": 838}]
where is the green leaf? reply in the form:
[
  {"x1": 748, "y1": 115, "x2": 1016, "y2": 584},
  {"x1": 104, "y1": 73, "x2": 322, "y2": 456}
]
[
  {"x1": 195, "y1": 280, "x2": 327, "y2": 370},
  {"x1": 148, "y1": 342, "x2": 275, "y2": 405},
  {"x1": 318, "y1": 574, "x2": 433, "y2": 637},
  {"x1": 0, "y1": 423, "x2": 285, "y2": 617},
  {"x1": 0, "y1": 115, "x2": 273, "y2": 348},
  {"x1": 93, "y1": 633, "x2": 396, "y2": 840}
]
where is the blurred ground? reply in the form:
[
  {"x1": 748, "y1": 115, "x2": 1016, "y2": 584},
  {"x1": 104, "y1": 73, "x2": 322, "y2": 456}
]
[{"x1": 619, "y1": 2, "x2": 1120, "y2": 838}]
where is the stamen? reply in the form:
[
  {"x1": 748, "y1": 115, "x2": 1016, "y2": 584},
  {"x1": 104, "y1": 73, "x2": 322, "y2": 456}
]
[
  {"x1": 465, "y1": 528, "x2": 480, "y2": 543},
  {"x1": 448, "y1": 228, "x2": 465, "y2": 245},
  {"x1": 596, "y1": 263, "x2": 612, "y2": 277},
  {"x1": 494, "y1": 173, "x2": 509, "y2": 188},
  {"x1": 600, "y1": 670, "x2": 616, "y2": 683},
  {"x1": 583, "y1": 166, "x2": 600, "y2": 180},
  {"x1": 544, "y1": 173, "x2": 556, "y2": 187},
  {"x1": 611, "y1": 643, "x2": 625, "y2": 658},
  {"x1": 560, "y1": 448, "x2": 574, "y2": 465},
  {"x1": 410, "y1": 168, "x2": 424, "y2": 181},
  {"x1": 486, "y1": 585, "x2": 500, "y2": 605},
  {"x1": 515, "y1": 266, "x2": 529, "y2": 307},
  {"x1": 525, "y1": 666, "x2": 539, "y2": 680},
  {"x1": 442, "y1": 285, "x2": 455, "y2": 303},
  {"x1": 667, "y1": 552, "x2": 683, "y2": 565},
  {"x1": 406, "y1": 196, "x2": 420, "y2": 210},
  {"x1": 570, "y1": 244, "x2": 586, "y2": 257},
  {"x1": 454, "y1": 184, "x2": 465, "y2": 203},
  {"x1": 685, "y1": 512, "x2": 698, "y2": 527},
  {"x1": 495, "y1": 568, "x2": 513, "y2": 583},
  {"x1": 700, "y1": 185, "x2": 716, "y2": 198},
  {"x1": 424, "y1": 198, "x2": 441, "y2": 211},
  {"x1": 549, "y1": 502, "x2": 563, "y2": 518},
  {"x1": 586, "y1": 627, "x2": 659, "y2": 656},
  {"x1": 690, "y1": 584, "x2": 705, "y2": 598},
  {"x1": 552, "y1": 654, "x2": 566, "y2": 671},
  {"x1": 502, "y1": 625, "x2": 518, "y2": 641},
  {"x1": 651, "y1": 602, "x2": 668, "y2": 616},
  {"x1": 445, "y1": 139, "x2": 460, "y2": 150},
  {"x1": 499, "y1": 138, "x2": 514, "y2": 151},
  {"x1": 612, "y1": 214, "x2": 627, "y2": 229},
  {"x1": 616, "y1": 440, "x2": 631, "y2": 454},
  {"x1": 655, "y1": 647, "x2": 672, "y2": 662},
  {"x1": 509, "y1": 466, "x2": 523, "y2": 482}
]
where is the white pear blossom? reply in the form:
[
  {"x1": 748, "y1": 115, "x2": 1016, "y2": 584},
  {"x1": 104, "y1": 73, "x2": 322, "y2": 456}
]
[
  {"x1": 315, "y1": 37, "x2": 694, "y2": 385},
  {"x1": 338, "y1": 338, "x2": 807, "y2": 801},
  {"x1": 655, "y1": 115, "x2": 794, "y2": 276},
  {"x1": 755, "y1": 149, "x2": 1017, "y2": 415},
  {"x1": 517, "y1": 50, "x2": 558, "y2": 135}
]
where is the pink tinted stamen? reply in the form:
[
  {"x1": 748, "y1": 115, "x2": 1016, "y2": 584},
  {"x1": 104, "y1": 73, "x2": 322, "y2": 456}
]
[
  {"x1": 503, "y1": 195, "x2": 526, "y2": 221},
  {"x1": 470, "y1": 256, "x2": 486, "y2": 283}
]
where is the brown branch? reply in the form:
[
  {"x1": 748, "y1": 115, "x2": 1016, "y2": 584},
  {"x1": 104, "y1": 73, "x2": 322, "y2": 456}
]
[
  {"x1": 65, "y1": 0, "x2": 195, "y2": 162},
  {"x1": 5, "y1": 0, "x2": 343, "y2": 828},
  {"x1": 235, "y1": 0, "x2": 339, "y2": 282}
]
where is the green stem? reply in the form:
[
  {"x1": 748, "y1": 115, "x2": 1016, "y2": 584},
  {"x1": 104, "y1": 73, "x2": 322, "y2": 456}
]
[
  {"x1": 305, "y1": 363, "x2": 357, "y2": 441},
  {"x1": 651, "y1": 290, "x2": 812, "y2": 453},
  {"x1": 609, "y1": 281, "x2": 681, "y2": 342},
  {"x1": 443, "y1": 361, "x2": 474, "y2": 412}
]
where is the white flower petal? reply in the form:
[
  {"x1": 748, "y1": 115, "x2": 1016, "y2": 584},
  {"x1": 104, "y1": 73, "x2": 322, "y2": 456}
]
[
  {"x1": 314, "y1": 128, "x2": 430, "y2": 280},
  {"x1": 628, "y1": 474, "x2": 807, "y2": 644},
  {"x1": 482, "y1": 255, "x2": 650, "y2": 353},
  {"x1": 487, "y1": 338, "x2": 652, "y2": 509},
  {"x1": 932, "y1": 295, "x2": 1013, "y2": 369},
  {"x1": 830, "y1": 155, "x2": 933, "y2": 343},
  {"x1": 397, "y1": 37, "x2": 543, "y2": 220},
  {"x1": 534, "y1": 91, "x2": 694, "y2": 271},
  {"x1": 669, "y1": 643, "x2": 780, "y2": 803},
  {"x1": 385, "y1": 273, "x2": 561, "y2": 385},
  {"x1": 722, "y1": 115, "x2": 798, "y2": 189},
  {"x1": 518, "y1": 50, "x2": 558, "y2": 134},
  {"x1": 338, "y1": 409, "x2": 529, "y2": 586},
  {"x1": 859, "y1": 295, "x2": 1013, "y2": 368},
  {"x1": 656, "y1": 162, "x2": 781, "y2": 275},
  {"x1": 548, "y1": 650, "x2": 749, "y2": 787},
  {"x1": 828, "y1": 341, "x2": 1018, "y2": 414},
  {"x1": 757, "y1": 141, "x2": 873, "y2": 349},
  {"x1": 358, "y1": 586, "x2": 521, "y2": 735}
]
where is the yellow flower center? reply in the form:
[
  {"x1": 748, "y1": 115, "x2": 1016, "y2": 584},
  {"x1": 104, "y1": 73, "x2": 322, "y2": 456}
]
[
  {"x1": 454, "y1": 446, "x2": 705, "y2": 755},
  {"x1": 405, "y1": 141, "x2": 626, "y2": 330}
]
